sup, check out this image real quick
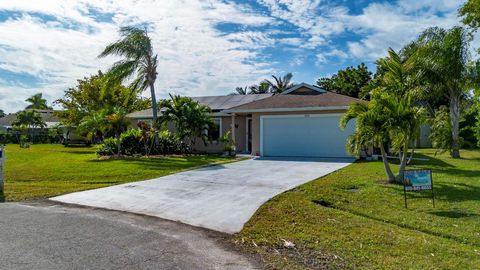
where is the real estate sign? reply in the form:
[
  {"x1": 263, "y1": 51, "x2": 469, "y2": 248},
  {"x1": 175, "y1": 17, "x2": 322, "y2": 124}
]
[
  {"x1": 402, "y1": 169, "x2": 435, "y2": 208},
  {"x1": 403, "y1": 170, "x2": 432, "y2": 191}
]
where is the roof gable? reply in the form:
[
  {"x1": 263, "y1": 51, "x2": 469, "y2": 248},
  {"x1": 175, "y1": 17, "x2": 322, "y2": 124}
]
[{"x1": 281, "y1": 83, "x2": 326, "y2": 95}]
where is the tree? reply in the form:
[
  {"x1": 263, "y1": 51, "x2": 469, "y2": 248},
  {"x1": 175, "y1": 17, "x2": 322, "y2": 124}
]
[
  {"x1": 317, "y1": 63, "x2": 372, "y2": 98},
  {"x1": 105, "y1": 107, "x2": 130, "y2": 156},
  {"x1": 459, "y1": 0, "x2": 480, "y2": 30},
  {"x1": 55, "y1": 71, "x2": 150, "y2": 133},
  {"x1": 0, "y1": 109, "x2": 5, "y2": 118},
  {"x1": 25, "y1": 93, "x2": 51, "y2": 110},
  {"x1": 99, "y1": 26, "x2": 159, "y2": 125},
  {"x1": 249, "y1": 82, "x2": 270, "y2": 94},
  {"x1": 159, "y1": 94, "x2": 214, "y2": 149},
  {"x1": 231, "y1": 86, "x2": 248, "y2": 95},
  {"x1": 413, "y1": 26, "x2": 474, "y2": 158},
  {"x1": 341, "y1": 92, "x2": 425, "y2": 183},
  {"x1": 265, "y1": 73, "x2": 294, "y2": 94},
  {"x1": 12, "y1": 110, "x2": 46, "y2": 143}
]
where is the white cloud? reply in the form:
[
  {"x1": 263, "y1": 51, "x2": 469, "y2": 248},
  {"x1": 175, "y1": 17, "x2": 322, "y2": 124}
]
[{"x1": 0, "y1": 0, "x2": 276, "y2": 112}]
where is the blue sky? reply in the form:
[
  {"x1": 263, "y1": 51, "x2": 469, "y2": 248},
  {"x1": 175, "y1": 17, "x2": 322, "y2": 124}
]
[{"x1": 0, "y1": 0, "x2": 466, "y2": 112}]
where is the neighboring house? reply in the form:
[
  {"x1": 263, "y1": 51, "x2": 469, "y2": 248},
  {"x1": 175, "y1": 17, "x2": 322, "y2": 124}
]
[
  {"x1": 0, "y1": 110, "x2": 60, "y2": 132},
  {"x1": 128, "y1": 83, "x2": 364, "y2": 158}
]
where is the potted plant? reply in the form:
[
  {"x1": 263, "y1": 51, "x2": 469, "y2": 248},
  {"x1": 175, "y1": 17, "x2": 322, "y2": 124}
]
[{"x1": 219, "y1": 131, "x2": 236, "y2": 157}]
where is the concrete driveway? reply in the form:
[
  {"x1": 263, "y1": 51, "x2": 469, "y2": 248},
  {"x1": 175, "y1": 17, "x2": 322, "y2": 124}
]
[{"x1": 52, "y1": 157, "x2": 353, "y2": 234}]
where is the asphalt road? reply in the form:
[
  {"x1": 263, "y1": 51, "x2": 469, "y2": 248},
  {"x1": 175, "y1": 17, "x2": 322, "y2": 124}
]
[{"x1": 0, "y1": 202, "x2": 260, "y2": 270}]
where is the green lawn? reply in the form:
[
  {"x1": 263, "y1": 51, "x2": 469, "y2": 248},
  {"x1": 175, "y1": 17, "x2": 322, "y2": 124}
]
[
  {"x1": 238, "y1": 149, "x2": 480, "y2": 269},
  {"x1": 3, "y1": 144, "x2": 234, "y2": 201}
]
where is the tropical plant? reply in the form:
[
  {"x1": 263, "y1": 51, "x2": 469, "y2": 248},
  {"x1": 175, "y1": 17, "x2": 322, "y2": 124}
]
[
  {"x1": 340, "y1": 97, "x2": 395, "y2": 182},
  {"x1": 266, "y1": 73, "x2": 295, "y2": 94},
  {"x1": 105, "y1": 107, "x2": 130, "y2": 156},
  {"x1": 459, "y1": 0, "x2": 480, "y2": 30},
  {"x1": 413, "y1": 26, "x2": 475, "y2": 158},
  {"x1": 99, "y1": 26, "x2": 159, "y2": 125},
  {"x1": 55, "y1": 71, "x2": 150, "y2": 136},
  {"x1": 249, "y1": 82, "x2": 271, "y2": 94},
  {"x1": 159, "y1": 94, "x2": 214, "y2": 149},
  {"x1": 317, "y1": 63, "x2": 372, "y2": 98},
  {"x1": 25, "y1": 93, "x2": 51, "y2": 110},
  {"x1": 12, "y1": 110, "x2": 46, "y2": 144},
  {"x1": 231, "y1": 86, "x2": 249, "y2": 95}
]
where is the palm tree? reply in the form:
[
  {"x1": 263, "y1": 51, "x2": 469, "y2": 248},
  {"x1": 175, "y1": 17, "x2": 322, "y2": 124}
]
[
  {"x1": 12, "y1": 110, "x2": 46, "y2": 143},
  {"x1": 340, "y1": 99, "x2": 395, "y2": 182},
  {"x1": 266, "y1": 73, "x2": 294, "y2": 94},
  {"x1": 78, "y1": 110, "x2": 107, "y2": 141},
  {"x1": 249, "y1": 81, "x2": 271, "y2": 94},
  {"x1": 414, "y1": 26, "x2": 474, "y2": 158},
  {"x1": 159, "y1": 94, "x2": 213, "y2": 150},
  {"x1": 231, "y1": 86, "x2": 248, "y2": 95},
  {"x1": 25, "y1": 93, "x2": 51, "y2": 110},
  {"x1": 105, "y1": 107, "x2": 130, "y2": 156},
  {"x1": 99, "y1": 26, "x2": 159, "y2": 125}
]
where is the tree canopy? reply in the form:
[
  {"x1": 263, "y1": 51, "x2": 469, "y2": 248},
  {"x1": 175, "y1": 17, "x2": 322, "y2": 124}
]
[
  {"x1": 99, "y1": 26, "x2": 160, "y2": 124},
  {"x1": 317, "y1": 63, "x2": 372, "y2": 98},
  {"x1": 25, "y1": 93, "x2": 51, "y2": 110},
  {"x1": 55, "y1": 71, "x2": 151, "y2": 128}
]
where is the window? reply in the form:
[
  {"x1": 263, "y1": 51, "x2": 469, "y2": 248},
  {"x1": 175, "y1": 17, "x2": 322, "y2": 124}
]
[{"x1": 207, "y1": 118, "x2": 222, "y2": 141}]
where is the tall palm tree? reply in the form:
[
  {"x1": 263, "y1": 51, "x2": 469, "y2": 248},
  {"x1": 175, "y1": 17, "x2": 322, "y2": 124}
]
[
  {"x1": 249, "y1": 81, "x2": 271, "y2": 94},
  {"x1": 414, "y1": 26, "x2": 474, "y2": 158},
  {"x1": 266, "y1": 73, "x2": 294, "y2": 94},
  {"x1": 99, "y1": 26, "x2": 159, "y2": 124},
  {"x1": 25, "y1": 93, "x2": 51, "y2": 110}
]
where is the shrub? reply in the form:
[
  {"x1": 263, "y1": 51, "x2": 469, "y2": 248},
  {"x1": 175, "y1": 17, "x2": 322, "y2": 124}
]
[
  {"x1": 96, "y1": 128, "x2": 185, "y2": 156},
  {"x1": 120, "y1": 129, "x2": 144, "y2": 155},
  {"x1": 96, "y1": 137, "x2": 118, "y2": 156}
]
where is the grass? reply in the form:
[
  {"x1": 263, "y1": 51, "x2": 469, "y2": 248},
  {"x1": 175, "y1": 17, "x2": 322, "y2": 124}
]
[
  {"x1": 3, "y1": 144, "x2": 235, "y2": 201},
  {"x1": 237, "y1": 149, "x2": 480, "y2": 269}
]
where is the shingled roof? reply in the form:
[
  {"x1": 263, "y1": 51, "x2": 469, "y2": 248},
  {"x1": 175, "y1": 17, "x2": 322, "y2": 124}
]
[
  {"x1": 127, "y1": 94, "x2": 273, "y2": 118},
  {"x1": 224, "y1": 91, "x2": 364, "y2": 112}
]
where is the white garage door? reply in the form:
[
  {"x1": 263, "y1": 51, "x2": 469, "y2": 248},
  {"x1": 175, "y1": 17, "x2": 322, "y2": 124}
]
[{"x1": 261, "y1": 114, "x2": 355, "y2": 158}]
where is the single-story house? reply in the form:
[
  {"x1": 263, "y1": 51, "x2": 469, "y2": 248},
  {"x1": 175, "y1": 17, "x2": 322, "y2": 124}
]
[
  {"x1": 128, "y1": 83, "x2": 365, "y2": 158},
  {"x1": 0, "y1": 110, "x2": 60, "y2": 132}
]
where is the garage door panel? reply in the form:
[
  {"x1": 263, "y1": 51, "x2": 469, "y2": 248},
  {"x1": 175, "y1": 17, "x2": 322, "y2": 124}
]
[{"x1": 261, "y1": 115, "x2": 355, "y2": 158}]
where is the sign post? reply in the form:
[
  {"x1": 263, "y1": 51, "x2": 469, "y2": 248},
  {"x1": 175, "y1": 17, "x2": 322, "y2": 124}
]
[{"x1": 403, "y1": 169, "x2": 434, "y2": 208}]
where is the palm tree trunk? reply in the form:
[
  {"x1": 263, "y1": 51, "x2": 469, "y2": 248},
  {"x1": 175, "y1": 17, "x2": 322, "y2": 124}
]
[
  {"x1": 380, "y1": 144, "x2": 395, "y2": 183},
  {"x1": 396, "y1": 142, "x2": 409, "y2": 183},
  {"x1": 449, "y1": 94, "x2": 461, "y2": 158},
  {"x1": 407, "y1": 143, "x2": 416, "y2": 165},
  {"x1": 150, "y1": 82, "x2": 158, "y2": 123}
]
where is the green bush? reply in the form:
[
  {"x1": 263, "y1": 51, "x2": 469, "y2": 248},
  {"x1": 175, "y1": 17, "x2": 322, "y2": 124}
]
[
  {"x1": 96, "y1": 137, "x2": 117, "y2": 156},
  {"x1": 0, "y1": 132, "x2": 13, "y2": 144},
  {"x1": 96, "y1": 128, "x2": 185, "y2": 156},
  {"x1": 120, "y1": 129, "x2": 144, "y2": 155}
]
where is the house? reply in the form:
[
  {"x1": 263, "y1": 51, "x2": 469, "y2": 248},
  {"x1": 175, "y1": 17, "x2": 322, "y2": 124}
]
[
  {"x1": 128, "y1": 83, "x2": 363, "y2": 158},
  {"x1": 0, "y1": 110, "x2": 60, "y2": 132}
]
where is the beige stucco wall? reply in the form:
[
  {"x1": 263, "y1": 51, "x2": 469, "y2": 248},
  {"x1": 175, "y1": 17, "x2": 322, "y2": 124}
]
[
  {"x1": 250, "y1": 110, "x2": 347, "y2": 156},
  {"x1": 186, "y1": 115, "x2": 247, "y2": 154}
]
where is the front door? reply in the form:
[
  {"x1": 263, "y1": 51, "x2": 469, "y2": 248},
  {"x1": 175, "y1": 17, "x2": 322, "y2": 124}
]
[{"x1": 246, "y1": 118, "x2": 252, "y2": 153}]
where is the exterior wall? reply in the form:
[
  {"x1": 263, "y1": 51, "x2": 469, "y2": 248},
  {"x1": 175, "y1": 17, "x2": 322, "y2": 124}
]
[
  {"x1": 193, "y1": 115, "x2": 247, "y2": 153},
  {"x1": 251, "y1": 110, "x2": 347, "y2": 156}
]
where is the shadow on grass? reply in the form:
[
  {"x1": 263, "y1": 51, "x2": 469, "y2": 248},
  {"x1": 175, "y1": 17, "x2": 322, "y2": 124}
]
[
  {"x1": 433, "y1": 182, "x2": 480, "y2": 202},
  {"x1": 428, "y1": 209, "x2": 479, "y2": 219}
]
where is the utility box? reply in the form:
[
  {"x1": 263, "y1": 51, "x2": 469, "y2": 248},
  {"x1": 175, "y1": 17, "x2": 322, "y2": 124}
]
[{"x1": 0, "y1": 146, "x2": 4, "y2": 193}]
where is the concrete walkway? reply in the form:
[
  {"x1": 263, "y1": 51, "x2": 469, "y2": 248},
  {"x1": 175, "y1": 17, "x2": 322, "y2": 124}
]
[{"x1": 52, "y1": 157, "x2": 353, "y2": 234}]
